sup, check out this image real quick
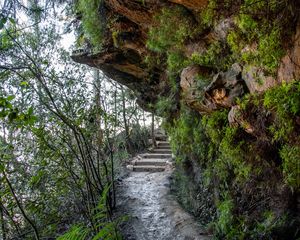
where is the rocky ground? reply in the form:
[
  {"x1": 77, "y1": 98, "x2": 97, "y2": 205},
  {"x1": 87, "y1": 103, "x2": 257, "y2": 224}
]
[{"x1": 115, "y1": 170, "x2": 212, "y2": 240}]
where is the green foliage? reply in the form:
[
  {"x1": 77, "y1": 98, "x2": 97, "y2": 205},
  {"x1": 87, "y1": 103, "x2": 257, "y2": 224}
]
[
  {"x1": 219, "y1": 127, "x2": 252, "y2": 183},
  {"x1": 256, "y1": 27, "x2": 283, "y2": 72},
  {"x1": 199, "y1": 0, "x2": 217, "y2": 27},
  {"x1": 165, "y1": 107, "x2": 210, "y2": 165},
  {"x1": 215, "y1": 194, "x2": 234, "y2": 236},
  {"x1": 147, "y1": 6, "x2": 193, "y2": 52},
  {"x1": 167, "y1": 51, "x2": 188, "y2": 74},
  {"x1": 155, "y1": 96, "x2": 177, "y2": 118},
  {"x1": 251, "y1": 211, "x2": 286, "y2": 239},
  {"x1": 280, "y1": 145, "x2": 300, "y2": 189},
  {"x1": 264, "y1": 81, "x2": 300, "y2": 116},
  {"x1": 165, "y1": 95, "x2": 299, "y2": 238},
  {"x1": 146, "y1": 5, "x2": 196, "y2": 84},
  {"x1": 263, "y1": 81, "x2": 300, "y2": 141},
  {"x1": 226, "y1": 31, "x2": 240, "y2": 54},
  {"x1": 190, "y1": 41, "x2": 233, "y2": 71},
  {"x1": 77, "y1": 0, "x2": 104, "y2": 49},
  {"x1": 199, "y1": 0, "x2": 291, "y2": 73},
  {"x1": 165, "y1": 107, "x2": 217, "y2": 223},
  {"x1": 58, "y1": 185, "x2": 123, "y2": 240},
  {"x1": 201, "y1": 111, "x2": 252, "y2": 184},
  {"x1": 0, "y1": 95, "x2": 36, "y2": 126},
  {"x1": 227, "y1": 15, "x2": 284, "y2": 73},
  {"x1": 190, "y1": 42, "x2": 220, "y2": 67},
  {"x1": 0, "y1": 15, "x2": 17, "y2": 50},
  {"x1": 201, "y1": 110, "x2": 228, "y2": 145},
  {"x1": 237, "y1": 14, "x2": 258, "y2": 34},
  {"x1": 57, "y1": 225, "x2": 89, "y2": 240}
]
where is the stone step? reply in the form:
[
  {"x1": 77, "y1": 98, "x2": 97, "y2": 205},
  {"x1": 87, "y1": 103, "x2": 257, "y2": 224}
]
[
  {"x1": 132, "y1": 165, "x2": 165, "y2": 172},
  {"x1": 134, "y1": 159, "x2": 166, "y2": 166},
  {"x1": 140, "y1": 153, "x2": 172, "y2": 159},
  {"x1": 154, "y1": 134, "x2": 167, "y2": 141},
  {"x1": 156, "y1": 146, "x2": 171, "y2": 150},
  {"x1": 158, "y1": 141, "x2": 170, "y2": 146},
  {"x1": 151, "y1": 149, "x2": 172, "y2": 154}
]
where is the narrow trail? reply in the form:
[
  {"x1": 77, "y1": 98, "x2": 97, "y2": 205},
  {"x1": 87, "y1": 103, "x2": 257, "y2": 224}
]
[{"x1": 115, "y1": 139, "x2": 212, "y2": 240}]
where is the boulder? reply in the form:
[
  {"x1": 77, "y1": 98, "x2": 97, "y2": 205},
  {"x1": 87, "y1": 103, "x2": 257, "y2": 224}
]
[
  {"x1": 213, "y1": 18, "x2": 235, "y2": 42},
  {"x1": 204, "y1": 63, "x2": 246, "y2": 107},
  {"x1": 180, "y1": 63, "x2": 247, "y2": 114},
  {"x1": 228, "y1": 105, "x2": 254, "y2": 134},
  {"x1": 242, "y1": 65, "x2": 277, "y2": 93},
  {"x1": 180, "y1": 65, "x2": 213, "y2": 113}
]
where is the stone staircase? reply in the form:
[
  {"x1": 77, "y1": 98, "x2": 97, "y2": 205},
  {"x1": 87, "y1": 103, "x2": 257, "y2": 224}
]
[{"x1": 128, "y1": 140, "x2": 173, "y2": 172}]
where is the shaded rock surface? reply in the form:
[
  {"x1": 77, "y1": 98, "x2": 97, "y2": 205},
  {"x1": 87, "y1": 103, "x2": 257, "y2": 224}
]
[
  {"x1": 278, "y1": 20, "x2": 300, "y2": 82},
  {"x1": 169, "y1": 0, "x2": 208, "y2": 11}
]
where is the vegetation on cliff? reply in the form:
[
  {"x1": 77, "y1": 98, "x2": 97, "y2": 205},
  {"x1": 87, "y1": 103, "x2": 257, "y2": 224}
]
[
  {"x1": 165, "y1": 82, "x2": 300, "y2": 238},
  {"x1": 146, "y1": 1, "x2": 300, "y2": 239}
]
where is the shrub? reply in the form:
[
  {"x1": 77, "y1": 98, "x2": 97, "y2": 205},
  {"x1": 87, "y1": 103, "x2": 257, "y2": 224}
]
[
  {"x1": 200, "y1": 0, "x2": 217, "y2": 27},
  {"x1": 280, "y1": 145, "x2": 300, "y2": 189},
  {"x1": 201, "y1": 110, "x2": 228, "y2": 145},
  {"x1": 256, "y1": 27, "x2": 284, "y2": 72},
  {"x1": 215, "y1": 193, "x2": 234, "y2": 235},
  {"x1": 237, "y1": 14, "x2": 258, "y2": 35},
  {"x1": 167, "y1": 51, "x2": 188, "y2": 74},
  {"x1": 263, "y1": 81, "x2": 300, "y2": 141},
  {"x1": 226, "y1": 13, "x2": 285, "y2": 74}
]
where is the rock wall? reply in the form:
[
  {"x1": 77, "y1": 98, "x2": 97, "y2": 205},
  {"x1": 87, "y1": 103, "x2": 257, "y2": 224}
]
[{"x1": 72, "y1": 0, "x2": 300, "y2": 115}]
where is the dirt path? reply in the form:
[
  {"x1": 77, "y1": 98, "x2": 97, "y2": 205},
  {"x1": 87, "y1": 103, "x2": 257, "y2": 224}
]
[{"x1": 115, "y1": 169, "x2": 212, "y2": 240}]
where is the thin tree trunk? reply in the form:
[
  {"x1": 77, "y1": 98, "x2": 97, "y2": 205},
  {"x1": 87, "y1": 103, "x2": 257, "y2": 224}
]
[
  {"x1": 0, "y1": 199, "x2": 6, "y2": 240},
  {"x1": 151, "y1": 112, "x2": 156, "y2": 147},
  {"x1": 3, "y1": 172, "x2": 40, "y2": 240},
  {"x1": 121, "y1": 86, "x2": 133, "y2": 154}
]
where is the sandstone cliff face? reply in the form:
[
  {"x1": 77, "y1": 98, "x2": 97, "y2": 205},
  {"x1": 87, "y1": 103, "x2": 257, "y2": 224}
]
[{"x1": 72, "y1": 0, "x2": 300, "y2": 115}]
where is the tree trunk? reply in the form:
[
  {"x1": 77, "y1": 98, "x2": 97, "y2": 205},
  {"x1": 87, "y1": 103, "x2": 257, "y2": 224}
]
[
  {"x1": 151, "y1": 112, "x2": 157, "y2": 147},
  {"x1": 4, "y1": 172, "x2": 40, "y2": 240},
  {"x1": 0, "y1": 199, "x2": 6, "y2": 240},
  {"x1": 121, "y1": 86, "x2": 133, "y2": 154}
]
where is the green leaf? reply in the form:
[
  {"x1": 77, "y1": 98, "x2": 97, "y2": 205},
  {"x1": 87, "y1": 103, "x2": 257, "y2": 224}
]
[
  {"x1": 8, "y1": 18, "x2": 15, "y2": 24},
  {"x1": 27, "y1": 106, "x2": 34, "y2": 115},
  {"x1": 0, "y1": 163, "x2": 5, "y2": 172},
  {"x1": 20, "y1": 81, "x2": 29, "y2": 86},
  {"x1": 0, "y1": 17, "x2": 7, "y2": 30},
  {"x1": 6, "y1": 95, "x2": 15, "y2": 101}
]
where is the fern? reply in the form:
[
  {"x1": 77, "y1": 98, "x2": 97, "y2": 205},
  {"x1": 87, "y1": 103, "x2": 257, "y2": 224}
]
[{"x1": 57, "y1": 184, "x2": 124, "y2": 240}]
